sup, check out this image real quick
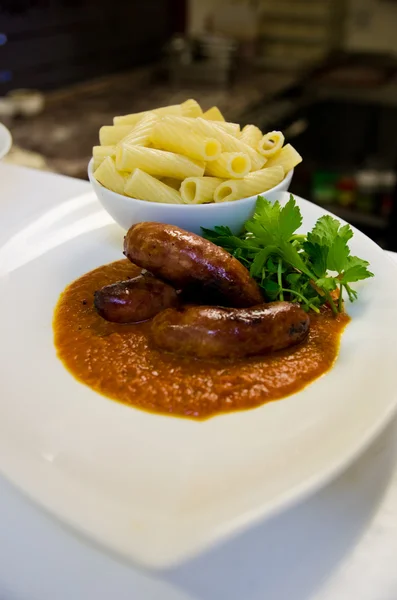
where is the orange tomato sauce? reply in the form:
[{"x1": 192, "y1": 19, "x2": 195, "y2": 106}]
[{"x1": 53, "y1": 260, "x2": 349, "y2": 419}]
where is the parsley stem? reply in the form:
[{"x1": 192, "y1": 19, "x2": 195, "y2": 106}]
[
  {"x1": 338, "y1": 283, "x2": 344, "y2": 312},
  {"x1": 277, "y1": 259, "x2": 284, "y2": 301},
  {"x1": 324, "y1": 291, "x2": 338, "y2": 315},
  {"x1": 290, "y1": 234, "x2": 306, "y2": 242},
  {"x1": 280, "y1": 288, "x2": 320, "y2": 313},
  {"x1": 345, "y1": 284, "x2": 357, "y2": 302}
]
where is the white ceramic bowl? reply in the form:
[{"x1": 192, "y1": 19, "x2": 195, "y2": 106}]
[
  {"x1": 0, "y1": 123, "x2": 12, "y2": 159},
  {"x1": 88, "y1": 158, "x2": 293, "y2": 234}
]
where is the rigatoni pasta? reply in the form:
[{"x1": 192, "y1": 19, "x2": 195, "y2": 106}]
[
  {"x1": 184, "y1": 115, "x2": 240, "y2": 136},
  {"x1": 180, "y1": 177, "x2": 224, "y2": 204},
  {"x1": 240, "y1": 125, "x2": 263, "y2": 149},
  {"x1": 116, "y1": 144, "x2": 205, "y2": 179},
  {"x1": 180, "y1": 99, "x2": 203, "y2": 118},
  {"x1": 202, "y1": 106, "x2": 225, "y2": 121},
  {"x1": 258, "y1": 131, "x2": 285, "y2": 157},
  {"x1": 125, "y1": 169, "x2": 183, "y2": 204},
  {"x1": 214, "y1": 166, "x2": 285, "y2": 203},
  {"x1": 99, "y1": 125, "x2": 134, "y2": 146},
  {"x1": 93, "y1": 145, "x2": 115, "y2": 170},
  {"x1": 165, "y1": 117, "x2": 265, "y2": 170},
  {"x1": 205, "y1": 152, "x2": 251, "y2": 179},
  {"x1": 197, "y1": 118, "x2": 265, "y2": 170},
  {"x1": 118, "y1": 113, "x2": 159, "y2": 147},
  {"x1": 93, "y1": 98, "x2": 302, "y2": 204},
  {"x1": 114, "y1": 104, "x2": 182, "y2": 126},
  {"x1": 213, "y1": 121, "x2": 241, "y2": 137},
  {"x1": 94, "y1": 156, "x2": 127, "y2": 195},
  {"x1": 265, "y1": 144, "x2": 302, "y2": 173},
  {"x1": 113, "y1": 99, "x2": 202, "y2": 127},
  {"x1": 151, "y1": 119, "x2": 221, "y2": 161}
]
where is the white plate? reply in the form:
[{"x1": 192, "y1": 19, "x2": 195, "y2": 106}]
[
  {"x1": 0, "y1": 123, "x2": 12, "y2": 159},
  {"x1": 0, "y1": 189, "x2": 396, "y2": 569}
]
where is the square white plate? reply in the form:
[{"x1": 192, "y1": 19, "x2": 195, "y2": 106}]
[{"x1": 1, "y1": 188, "x2": 397, "y2": 568}]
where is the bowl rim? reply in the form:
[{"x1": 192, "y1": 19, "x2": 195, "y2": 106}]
[
  {"x1": 0, "y1": 123, "x2": 12, "y2": 159},
  {"x1": 87, "y1": 158, "x2": 294, "y2": 210}
]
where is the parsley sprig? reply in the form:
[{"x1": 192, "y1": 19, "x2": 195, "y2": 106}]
[{"x1": 202, "y1": 195, "x2": 374, "y2": 314}]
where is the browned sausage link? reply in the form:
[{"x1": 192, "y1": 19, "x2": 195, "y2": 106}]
[
  {"x1": 150, "y1": 302, "x2": 310, "y2": 358},
  {"x1": 123, "y1": 222, "x2": 263, "y2": 308},
  {"x1": 94, "y1": 272, "x2": 178, "y2": 323}
]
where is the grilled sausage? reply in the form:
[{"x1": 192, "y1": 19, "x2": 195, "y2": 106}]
[
  {"x1": 123, "y1": 222, "x2": 263, "y2": 308},
  {"x1": 150, "y1": 302, "x2": 310, "y2": 358},
  {"x1": 94, "y1": 272, "x2": 178, "y2": 323}
]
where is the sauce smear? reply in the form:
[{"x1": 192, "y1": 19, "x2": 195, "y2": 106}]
[{"x1": 53, "y1": 260, "x2": 349, "y2": 419}]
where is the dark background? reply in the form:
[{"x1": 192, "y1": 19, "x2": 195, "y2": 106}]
[
  {"x1": 1, "y1": 0, "x2": 397, "y2": 249},
  {"x1": 0, "y1": 0, "x2": 186, "y2": 92}
]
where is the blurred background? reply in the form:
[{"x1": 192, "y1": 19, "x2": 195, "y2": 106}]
[{"x1": 1, "y1": 0, "x2": 397, "y2": 249}]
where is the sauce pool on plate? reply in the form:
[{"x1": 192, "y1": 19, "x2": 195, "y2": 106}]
[{"x1": 53, "y1": 260, "x2": 349, "y2": 420}]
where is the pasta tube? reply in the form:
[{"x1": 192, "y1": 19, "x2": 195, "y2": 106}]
[
  {"x1": 93, "y1": 145, "x2": 115, "y2": 170},
  {"x1": 125, "y1": 169, "x2": 183, "y2": 204},
  {"x1": 99, "y1": 125, "x2": 134, "y2": 146},
  {"x1": 214, "y1": 166, "x2": 284, "y2": 203},
  {"x1": 180, "y1": 176, "x2": 223, "y2": 204},
  {"x1": 116, "y1": 144, "x2": 205, "y2": 179},
  {"x1": 183, "y1": 117, "x2": 240, "y2": 136},
  {"x1": 151, "y1": 119, "x2": 221, "y2": 161},
  {"x1": 160, "y1": 117, "x2": 265, "y2": 170},
  {"x1": 265, "y1": 144, "x2": 302, "y2": 173},
  {"x1": 94, "y1": 156, "x2": 127, "y2": 195},
  {"x1": 258, "y1": 131, "x2": 285, "y2": 157},
  {"x1": 118, "y1": 113, "x2": 159, "y2": 147},
  {"x1": 114, "y1": 104, "x2": 182, "y2": 126},
  {"x1": 213, "y1": 121, "x2": 241, "y2": 137},
  {"x1": 240, "y1": 124, "x2": 263, "y2": 149},
  {"x1": 202, "y1": 106, "x2": 225, "y2": 121},
  {"x1": 158, "y1": 115, "x2": 240, "y2": 137},
  {"x1": 180, "y1": 98, "x2": 203, "y2": 117},
  {"x1": 195, "y1": 118, "x2": 264, "y2": 170},
  {"x1": 205, "y1": 152, "x2": 251, "y2": 179}
]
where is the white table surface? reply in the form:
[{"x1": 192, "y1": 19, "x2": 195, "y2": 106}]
[{"x1": 1, "y1": 162, "x2": 397, "y2": 600}]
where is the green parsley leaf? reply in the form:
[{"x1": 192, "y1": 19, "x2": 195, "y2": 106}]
[
  {"x1": 327, "y1": 235, "x2": 350, "y2": 273},
  {"x1": 246, "y1": 195, "x2": 302, "y2": 243},
  {"x1": 303, "y1": 241, "x2": 328, "y2": 278},
  {"x1": 214, "y1": 225, "x2": 233, "y2": 236},
  {"x1": 345, "y1": 255, "x2": 371, "y2": 269},
  {"x1": 279, "y1": 241, "x2": 315, "y2": 280},
  {"x1": 338, "y1": 224, "x2": 354, "y2": 244},
  {"x1": 262, "y1": 279, "x2": 280, "y2": 299},
  {"x1": 252, "y1": 196, "x2": 281, "y2": 234},
  {"x1": 341, "y1": 263, "x2": 374, "y2": 284},
  {"x1": 316, "y1": 277, "x2": 338, "y2": 292},
  {"x1": 250, "y1": 248, "x2": 272, "y2": 277},
  {"x1": 202, "y1": 195, "x2": 373, "y2": 313},
  {"x1": 266, "y1": 257, "x2": 279, "y2": 273},
  {"x1": 278, "y1": 194, "x2": 303, "y2": 239},
  {"x1": 307, "y1": 215, "x2": 341, "y2": 247},
  {"x1": 286, "y1": 272, "x2": 302, "y2": 287}
]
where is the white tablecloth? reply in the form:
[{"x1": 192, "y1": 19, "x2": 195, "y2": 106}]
[{"x1": 1, "y1": 163, "x2": 397, "y2": 600}]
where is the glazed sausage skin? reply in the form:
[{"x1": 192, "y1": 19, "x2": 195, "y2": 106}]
[
  {"x1": 150, "y1": 302, "x2": 310, "y2": 359},
  {"x1": 94, "y1": 272, "x2": 178, "y2": 323},
  {"x1": 123, "y1": 222, "x2": 263, "y2": 308}
]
